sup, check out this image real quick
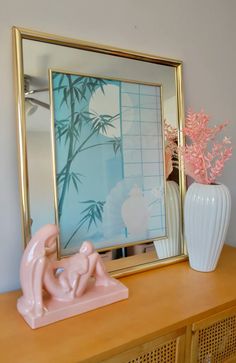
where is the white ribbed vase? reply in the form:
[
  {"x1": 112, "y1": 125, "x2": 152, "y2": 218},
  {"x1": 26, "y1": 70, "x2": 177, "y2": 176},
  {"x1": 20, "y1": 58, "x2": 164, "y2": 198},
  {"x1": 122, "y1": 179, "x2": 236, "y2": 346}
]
[
  {"x1": 154, "y1": 181, "x2": 180, "y2": 259},
  {"x1": 184, "y1": 182, "x2": 231, "y2": 272}
]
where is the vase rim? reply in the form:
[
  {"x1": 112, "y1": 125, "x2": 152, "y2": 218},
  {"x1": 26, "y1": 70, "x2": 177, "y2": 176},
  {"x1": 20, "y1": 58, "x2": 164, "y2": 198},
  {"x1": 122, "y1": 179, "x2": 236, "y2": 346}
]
[{"x1": 192, "y1": 182, "x2": 223, "y2": 187}]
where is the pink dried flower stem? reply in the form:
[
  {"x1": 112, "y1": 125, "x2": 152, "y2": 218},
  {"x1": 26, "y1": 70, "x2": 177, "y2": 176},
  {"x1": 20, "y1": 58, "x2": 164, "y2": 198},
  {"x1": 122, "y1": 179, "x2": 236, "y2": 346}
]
[
  {"x1": 180, "y1": 110, "x2": 232, "y2": 184},
  {"x1": 164, "y1": 120, "x2": 179, "y2": 178},
  {"x1": 165, "y1": 121, "x2": 178, "y2": 158}
]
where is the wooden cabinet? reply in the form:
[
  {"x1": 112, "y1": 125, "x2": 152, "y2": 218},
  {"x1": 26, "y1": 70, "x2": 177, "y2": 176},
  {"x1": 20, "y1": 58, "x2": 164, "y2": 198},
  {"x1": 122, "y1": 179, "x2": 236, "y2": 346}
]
[
  {"x1": 1, "y1": 245, "x2": 236, "y2": 363},
  {"x1": 102, "y1": 309, "x2": 236, "y2": 363},
  {"x1": 102, "y1": 329, "x2": 186, "y2": 363},
  {"x1": 190, "y1": 307, "x2": 236, "y2": 363}
]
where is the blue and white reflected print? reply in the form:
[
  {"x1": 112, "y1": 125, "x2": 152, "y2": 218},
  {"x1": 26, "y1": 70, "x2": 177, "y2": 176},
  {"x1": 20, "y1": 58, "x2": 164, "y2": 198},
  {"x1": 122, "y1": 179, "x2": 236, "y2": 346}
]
[{"x1": 51, "y1": 71, "x2": 166, "y2": 254}]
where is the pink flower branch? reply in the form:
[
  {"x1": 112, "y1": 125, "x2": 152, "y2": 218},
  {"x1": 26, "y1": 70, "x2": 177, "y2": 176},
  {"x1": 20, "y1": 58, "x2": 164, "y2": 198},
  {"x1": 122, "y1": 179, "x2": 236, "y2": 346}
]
[
  {"x1": 164, "y1": 120, "x2": 178, "y2": 179},
  {"x1": 180, "y1": 109, "x2": 232, "y2": 184}
]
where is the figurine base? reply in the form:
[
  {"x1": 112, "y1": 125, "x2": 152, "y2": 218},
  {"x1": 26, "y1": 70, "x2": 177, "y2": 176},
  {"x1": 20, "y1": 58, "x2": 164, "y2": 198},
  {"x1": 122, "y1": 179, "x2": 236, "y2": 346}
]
[{"x1": 19, "y1": 279, "x2": 128, "y2": 329}]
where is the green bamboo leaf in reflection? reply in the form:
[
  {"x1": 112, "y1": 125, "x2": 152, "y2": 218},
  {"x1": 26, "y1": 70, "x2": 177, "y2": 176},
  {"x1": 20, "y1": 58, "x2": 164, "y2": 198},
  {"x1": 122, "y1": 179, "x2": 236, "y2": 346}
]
[
  {"x1": 55, "y1": 118, "x2": 70, "y2": 142},
  {"x1": 54, "y1": 72, "x2": 120, "y2": 224},
  {"x1": 107, "y1": 137, "x2": 121, "y2": 154},
  {"x1": 80, "y1": 200, "x2": 105, "y2": 230},
  {"x1": 72, "y1": 77, "x2": 83, "y2": 87},
  {"x1": 58, "y1": 74, "x2": 65, "y2": 90},
  {"x1": 52, "y1": 72, "x2": 60, "y2": 80},
  {"x1": 57, "y1": 171, "x2": 83, "y2": 190},
  {"x1": 57, "y1": 111, "x2": 120, "y2": 179},
  {"x1": 73, "y1": 87, "x2": 82, "y2": 103},
  {"x1": 71, "y1": 172, "x2": 83, "y2": 192},
  {"x1": 60, "y1": 87, "x2": 70, "y2": 108},
  {"x1": 57, "y1": 74, "x2": 77, "y2": 219},
  {"x1": 90, "y1": 112, "x2": 120, "y2": 135},
  {"x1": 64, "y1": 200, "x2": 105, "y2": 248}
]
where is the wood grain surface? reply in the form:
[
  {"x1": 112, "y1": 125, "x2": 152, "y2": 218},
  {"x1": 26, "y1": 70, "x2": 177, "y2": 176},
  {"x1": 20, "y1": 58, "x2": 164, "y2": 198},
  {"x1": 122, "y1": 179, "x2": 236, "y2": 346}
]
[{"x1": 1, "y1": 245, "x2": 236, "y2": 363}]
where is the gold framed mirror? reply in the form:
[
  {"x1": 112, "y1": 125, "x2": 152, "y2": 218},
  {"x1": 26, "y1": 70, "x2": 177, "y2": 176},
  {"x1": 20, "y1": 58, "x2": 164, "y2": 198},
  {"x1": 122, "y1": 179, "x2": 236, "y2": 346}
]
[{"x1": 13, "y1": 26, "x2": 187, "y2": 277}]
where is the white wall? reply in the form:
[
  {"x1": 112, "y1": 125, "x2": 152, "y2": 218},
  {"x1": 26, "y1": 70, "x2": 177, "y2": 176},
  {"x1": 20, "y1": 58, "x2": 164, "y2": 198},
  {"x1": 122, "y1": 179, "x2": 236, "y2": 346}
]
[{"x1": 0, "y1": 0, "x2": 235, "y2": 292}]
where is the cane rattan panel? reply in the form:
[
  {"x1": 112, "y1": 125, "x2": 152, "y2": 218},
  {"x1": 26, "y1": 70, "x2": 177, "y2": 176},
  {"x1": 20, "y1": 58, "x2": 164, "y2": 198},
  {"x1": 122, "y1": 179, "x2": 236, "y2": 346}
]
[
  {"x1": 127, "y1": 339, "x2": 177, "y2": 363},
  {"x1": 196, "y1": 314, "x2": 236, "y2": 363},
  {"x1": 102, "y1": 330, "x2": 185, "y2": 363}
]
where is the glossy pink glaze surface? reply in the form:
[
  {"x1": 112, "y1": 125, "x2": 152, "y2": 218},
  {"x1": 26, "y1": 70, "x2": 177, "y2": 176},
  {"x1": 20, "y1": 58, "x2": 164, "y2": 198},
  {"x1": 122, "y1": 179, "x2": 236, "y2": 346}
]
[{"x1": 17, "y1": 224, "x2": 128, "y2": 328}]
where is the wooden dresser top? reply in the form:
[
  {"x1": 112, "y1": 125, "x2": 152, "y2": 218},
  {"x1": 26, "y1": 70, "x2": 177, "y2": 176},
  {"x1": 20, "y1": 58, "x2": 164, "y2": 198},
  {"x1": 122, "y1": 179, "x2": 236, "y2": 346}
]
[{"x1": 1, "y1": 245, "x2": 236, "y2": 363}]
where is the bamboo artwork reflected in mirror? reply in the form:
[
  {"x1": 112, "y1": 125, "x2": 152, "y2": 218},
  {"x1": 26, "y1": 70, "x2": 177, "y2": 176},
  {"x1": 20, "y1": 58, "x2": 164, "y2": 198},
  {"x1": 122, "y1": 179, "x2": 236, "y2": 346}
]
[
  {"x1": 50, "y1": 70, "x2": 166, "y2": 255},
  {"x1": 13, "y1": 26, "x2": 187, "y2": 277}
]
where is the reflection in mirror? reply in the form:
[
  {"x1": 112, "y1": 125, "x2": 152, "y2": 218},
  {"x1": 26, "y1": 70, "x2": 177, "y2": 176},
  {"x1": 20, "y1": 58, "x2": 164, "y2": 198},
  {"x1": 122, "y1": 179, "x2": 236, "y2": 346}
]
[
  {"x1": 50, "y1": 69, "x2": 167, "y2": 256},
  {"x1": 14, "y1": 28, "x2": 186, "y2": 277}
]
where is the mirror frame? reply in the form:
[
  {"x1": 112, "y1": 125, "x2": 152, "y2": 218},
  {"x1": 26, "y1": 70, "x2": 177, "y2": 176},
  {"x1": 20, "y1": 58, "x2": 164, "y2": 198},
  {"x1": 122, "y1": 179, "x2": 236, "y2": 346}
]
[{"x1": 13, "y1": 26, "x2": 187, "y2": 277}]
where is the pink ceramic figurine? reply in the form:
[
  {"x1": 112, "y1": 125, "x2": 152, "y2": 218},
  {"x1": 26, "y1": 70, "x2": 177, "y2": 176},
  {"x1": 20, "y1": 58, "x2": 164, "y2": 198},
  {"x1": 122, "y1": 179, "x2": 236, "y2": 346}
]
[{"x1": 17, "y1": 224, "x2": 128, "y2": 329}]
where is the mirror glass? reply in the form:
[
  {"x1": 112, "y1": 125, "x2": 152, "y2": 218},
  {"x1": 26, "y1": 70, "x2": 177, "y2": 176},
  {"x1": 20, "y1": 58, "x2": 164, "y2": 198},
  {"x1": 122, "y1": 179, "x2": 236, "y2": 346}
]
[{"x1": 14, "y1": 28, "x2": 186, "y2": 276}]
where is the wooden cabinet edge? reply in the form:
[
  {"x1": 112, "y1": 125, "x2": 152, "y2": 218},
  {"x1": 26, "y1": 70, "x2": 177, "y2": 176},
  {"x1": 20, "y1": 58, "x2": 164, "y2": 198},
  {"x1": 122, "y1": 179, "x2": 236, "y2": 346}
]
[
  {"x1": 190, "y1": 306, "x2": 236, "y2": 363},
  {"x1": 192, "y1": 305, "x2": 236, "y2": 332},
  {"x1": 88, "y1": 305, "x2": 236, "y2": 363},
  {"x1": 99, "y1": 328, "x2": 186, "y2": 363}
]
